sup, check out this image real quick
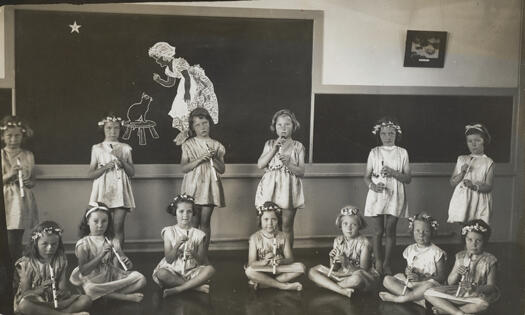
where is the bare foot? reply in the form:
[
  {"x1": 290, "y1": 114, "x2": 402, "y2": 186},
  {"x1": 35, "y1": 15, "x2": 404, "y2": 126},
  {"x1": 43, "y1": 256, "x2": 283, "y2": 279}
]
[
  {"x1": 413, "y1": 299, "x2": 426, "y2": 308},
  {"x1": 192, "y1": 284, "x2": 210, "y2": 294},
  {"x1": 163, "y1": 287, "x2": 180, "y2": 298},
  {"x1": 432, "y1": 306, "x2": 446, "y2": 314},
  {"x1": 379, "y1": 291, "x2": 398, "y2": 302},
  {"x1": 72, "y1": 312, "x2": 90, "y2": 315},
  {"x1": 248, "y1": 280, "x2": 259, "y2": 290},
  {"x1": 283, "y1": 282, "x2": 303, "y2": 291},
  {"x1": 126, "y1": 293, "x2": 144, "y2": 303},
  {"x1": 343, "y1": 288, "x2": 354, "y2": 298}
]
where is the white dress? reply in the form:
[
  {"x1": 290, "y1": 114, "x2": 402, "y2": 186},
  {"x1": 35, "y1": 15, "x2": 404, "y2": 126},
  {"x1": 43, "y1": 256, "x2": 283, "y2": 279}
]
[
  {"x1": 394, "y1": 243, "x2": 446, "y2": 284},
  {"x1": 88, "y1": 142, "x2": 135, "y2": 209},
  {"x1": 447, "y1": 154, "x2": 494, "y2": 224},
  {"x1": 364, "y1": 146, "x2": 409, "y2": 217}
]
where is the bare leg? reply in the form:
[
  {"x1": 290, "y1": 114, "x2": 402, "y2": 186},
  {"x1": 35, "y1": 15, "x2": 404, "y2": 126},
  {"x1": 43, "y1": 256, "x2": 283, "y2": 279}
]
[
  {"x1": 383, "y1": 215, "x2": 398, "y2": 275},
  {"x1": 112, "y1": 208, "x2": 127, "y2": 248},
  {"x1": 282, "y1": 208, "x2": 297, "y2": 248},
  {"x1": 275, "y1": 262, "x2": 305, "y2": 283},
  {"x1": 61, "y1": 295, "x2": 92, "y2": 313},
  {"x1": 118, "y1": 274, "x2": 146, "y2": 293},
  {"x1": 308, "y1": 265, "x2": 353, "y2": 298},
  {"x1": 458, "y1": 301, "x2": 489, "y2": 313},
  {"x1": 245, "y1": 266, "x2": 302, "y2": 291},
  {"x1": 18, "y1": 297, "x2": 90, "y2": 315},
  {"x1": 199, "y1": 205, "x2": 215, "y2": 251},
  {"x1": 369, "y1": 216, "x2": 385, "y2": 275},
  {"x1": 425, "y1": 294, "x2": 464, "y2": 315},
  {"x1": 191, "y1": 206, "x2": 202, "y2": 229},
  {"x1": 105, "y1": 292, "x2": 144, "y2": 303},
  {"x1": 155, "y1": 268, "x2": 186, "y2": 288},
  {"x1": 7, "y1": 229, "x2": 24, "y2": 262},
  {"x1": 381, "y1": 277, "x2": 436, "y2": 303},
  {"x1": 163, "y1": 265, "x2": 216, "y2": 297},
  {"x1": 337, "y1": 270, "x2": 365, "y2": 291}
]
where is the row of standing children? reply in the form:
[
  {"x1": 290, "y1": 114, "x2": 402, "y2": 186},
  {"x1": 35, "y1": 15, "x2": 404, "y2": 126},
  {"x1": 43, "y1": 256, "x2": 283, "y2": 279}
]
[{"x1": 3, "y1": 109, "x2": 496, "y2": 314}]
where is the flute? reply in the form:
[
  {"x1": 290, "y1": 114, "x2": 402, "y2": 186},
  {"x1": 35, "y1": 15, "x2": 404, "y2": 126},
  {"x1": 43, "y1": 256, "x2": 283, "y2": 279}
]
[
  {"x1": 455, "y1": 254, "x2": 472, "y2": 297},
  {"x1": 272, "y1": 237, "x2": 277, "y2": 275},
  {"x1": 402, "y1": 256, "x2": 417, "y2": 295},
  {"x1": 182, "y1": 230, "x2": 189, "y2": 275},
  {"x1": 16, "y1": 158, "x2": 24, "y2": 198},
  {"x1": 49, "y1": 264, "x2": 58, "y2": 309},
  {"x1": 206, "y1": 144, "x2": 218, "y2": 181},
  {"x1": 109, "y1": 144, "x2": 121, "y2": 180},
  {"x1": 105, "y1": 237, "x2": 128, "y2": 271}
]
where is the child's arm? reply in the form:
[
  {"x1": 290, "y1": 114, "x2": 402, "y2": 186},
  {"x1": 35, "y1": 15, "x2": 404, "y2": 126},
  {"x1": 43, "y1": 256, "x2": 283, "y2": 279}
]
[
  {"x1": 414, "y1": 256, "x2": 447, "y2": 283},
  {"x1": 182, "y1": 70, "x2": 191, "y2": 102},
  {"x1": 17, "y1": 261, "x2": 51, "y2": 297},
  {"x1": 78, "y1": 242, "x2": 112, "y2": 276},
  {"x1": 277, "y1": 236, "x2": 295, "y2": 265},
  {"x1": 163, "y1": 235, "x2": 186, "y2": 264},
  {"x1": 22, "y1": 152, "x2": 36, "y2": 188},
  {"x1": 364, "y1": 163, "x2": 384, "y2": 193},
  {"x1": 257, "y1": 140, "x2": 282, "y2": 169},
  {"x1": 2, "y1": 163, "x2": 20, "y2": 184},
  {"x1": 180, "y1": 146, "x2": 210, "y2": 174},
  {"x1": 382, "y1": 160, "x2": 411, "y2": 184},
  {"x1": 116, "y1": 147, "x2": 135, "y2": 178},
  {"x1": 153, "y1": 73, "x2": 176, "y2": 87},
  {"x1": 247, "y1": 237, "x2": 270, "y2": 267},
  {"x1": 210, "y1": 144, "x2": 226, "y2": 174},
  {"x1": 450, "y1": 159, "x2": 468, "y2": 187},
  {"x1": 446, "y1": 258, "x2": 467, "y2": 285},
  {"x1": 194, "y1": 240, "x2": 210, "y2": 265},
  {"x1": 281, "y1": 144, "x2": 305, "y2": 177},
  {"x1": 464, "y1": 164, "x2": 494, "y2": 193},
  {"x1": 87, "y1": 148, "x2": 114, "y2": 179}
]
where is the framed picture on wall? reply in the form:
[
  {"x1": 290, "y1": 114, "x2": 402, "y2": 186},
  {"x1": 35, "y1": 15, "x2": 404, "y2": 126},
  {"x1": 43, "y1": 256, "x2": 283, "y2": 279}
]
[{"x1": 403, "y1": 30, "x2": 447, "y2": 68}]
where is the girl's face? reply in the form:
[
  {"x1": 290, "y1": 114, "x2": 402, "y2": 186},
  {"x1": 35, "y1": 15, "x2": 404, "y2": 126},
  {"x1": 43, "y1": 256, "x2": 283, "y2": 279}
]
[
  {"x1": 87, "y1": 210, "x2": 109, "y2": 236},
  {"x1": 37, "y1": 233, "x2": 60, "y2": 260},
  {"x1": 379, "y1": 126, "x2": 396, "y2": 146},
  {"x1": 176, "y1": 202, "x2": 193, "y2": 228},
  {"x1": 154, "y1": 56, "x2": 170, "y2": 67},
  {"x1": 3, "y1": 127, "x2": 23, "y2": 149},
  {"x1": 465, "y1": 231, "x2": 484, "y2": 255},
  {"x1": 103, "y1": 121, "x2": 120, "y2": 142},
  {"x1": 192, "y1": 116, "x2": 210, "y2": 138},
  {"x1": 340, "y1": 215, "x2": 360, "y2": 238},
  {"x1": 413, "y1": 220, "x2": 432, "y2": 246},
  {"x1": 466, "y1": 134, "x2": 484, "y2": 155},
  {"x1": 275, "y1": 115, "x2": 294, "y2": 139},
  {"x1": 260, "y1": 211, "x2": 278, "y2": 234}
]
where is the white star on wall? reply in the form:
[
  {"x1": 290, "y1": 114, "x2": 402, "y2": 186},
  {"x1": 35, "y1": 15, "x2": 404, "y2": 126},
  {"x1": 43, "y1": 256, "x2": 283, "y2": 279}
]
[{"x1": 69, "y1": 21, "x2": 81, "y2": 34}]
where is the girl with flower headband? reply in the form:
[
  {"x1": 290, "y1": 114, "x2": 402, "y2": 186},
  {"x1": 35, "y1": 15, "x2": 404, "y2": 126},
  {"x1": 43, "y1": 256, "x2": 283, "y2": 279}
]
[
  {"x1": 363, "y1": 116, "x2": 411, "y2": 275},
  {"x1": 152, "y1": 194, "x2": 216, "y2": 297},
  {"x1": 245, "y1": 201, "x2": 306, "y2": 291},
  {"x1": 425, "y1": 219, "x2": 499, "y2": 314},
  {"x1": 69, "y1": 203, "x2": 146, "y2": 303},
  {"x1": 179, "y1": 107, "x2": 226, "y2": 251},
  {"x1": 13, "y1": 221, "x2": 92, "y2": 315},
  {"x1": 447, "y1": 123, "x2": 494, "y2": 224},
  {"x1": 308, "y1": 205, "x2": 380, "y2": 298},
  {"x1": 379, "y1": 212, "x2": 447, "y2": 307},
  {"x1": 1, "y1": 115, "x2": 39, "y2": 261},
  {"x1": 148, "y1": 42, "x2": 219, "y2": 145},
  {"x1": 87, "y1": 112, "x2": 135, "y2": 247},
  {"x1": 255, "y1": 109, "x2": 305, "y2": 248}
]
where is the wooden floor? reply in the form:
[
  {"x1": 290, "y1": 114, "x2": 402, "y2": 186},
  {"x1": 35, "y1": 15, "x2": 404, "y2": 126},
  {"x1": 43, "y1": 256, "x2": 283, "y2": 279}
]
[{"x1": 72, "y1": 243, "x2": 523, "y2": 315}]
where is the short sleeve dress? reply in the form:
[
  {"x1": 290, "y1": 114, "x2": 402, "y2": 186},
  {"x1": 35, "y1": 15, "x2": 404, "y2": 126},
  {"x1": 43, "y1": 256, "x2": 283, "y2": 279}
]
[
  {"x1": 88, "y1": 142, "x2": 135, "y2": 209},
  {"x1": 69, "y1": 236, "x2": 145, "y2": 300},
  {"x1": 425, "y1": 250, "x2": 500, "y2": 305},
  {"x1": 180, "y1": 137, "x2": 225, "y2": 207},
  {"x1": 13, "y1": 255, "x2": 81, "y2": 313},
  {"x1": 152, "y1": 225, "x2": 208, "y2": 285},
  {"x1": 318, "y1": 235, "x2": 380, "y2": 291},
  {"x1": 447, "y1": 154, "x2": 494, "y2": 224},
  {"x1": 364, "y1": 146, "x2": 409, "y2": 218},
  {"x1": 394, "y1": 243, "x2": 447, "y2": 285},
  {"x1": 255, "y1": 139, "x2": 305, "y2": 210},
  {"x1": 2, "y1": 149, "x2": 38, "y2": 239},
  {"x1": 249, "y1": 230, "x2": 286, "y2": 263}
]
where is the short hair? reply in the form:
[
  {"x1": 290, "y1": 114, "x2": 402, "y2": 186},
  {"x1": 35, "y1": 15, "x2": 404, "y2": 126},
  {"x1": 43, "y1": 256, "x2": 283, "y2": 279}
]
[
  {"x1": 25, "y1": 221, "x2": 65, "y2": 259},
  {"x1": 408, "y1": 212, "x2": 439, "y2": 237},
  {"x1": 270, "y1": 109, "x2": 301, "y2": 134},
  {"x1": 148, "y1": 42, "x2": 176, "y2": 60},
  {"x1": 256, "y1": 201, "x2": 283, "y2": 230},
  {"x1": 188, "y1": 107, "x2": 214, "y2": 138},
  {"x1": 372, "y1": 116, "x2": 402, "y2": 144},
  {"x1": 78, "y1": 202, "x2": 115, "y2": 238},
  {"x1": 0, "y1": 115, "x2": 34, "y2": 144},
  {"x1": 461, "y1": 219, "x2": 491, "y2": 244},
  {"x1": 465, "y1": 123, "x2": 491, "y2": 145},
  {"x1": 166, "y1": 194, "x2": 195, "y2": 222},
  {"x1": 334, "y1": 205, "x2": 367, "y2": 230}
]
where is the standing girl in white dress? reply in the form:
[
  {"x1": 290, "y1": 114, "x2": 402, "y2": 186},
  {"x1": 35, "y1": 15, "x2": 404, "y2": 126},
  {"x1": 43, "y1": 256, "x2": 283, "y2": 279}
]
[
  {"x1": 148, "y1": 42, "x2": 219, "y2": 145},
  {"x1": 308, "y1": 206, "x2": 380, "y2": 298},
  {"x1": 88, "y1": 114, "x2": 135, "y2": 247},
  {"x1": 245, "y1": 202, "x2": 306, "y2": 291},
  {"x1": 69, "y1": 203, "x2": 146, "y2": 303},
  {"x1": 379, "y1": 212, "x2": 447, "y2": 307},
  {"x1": 364, "y1": 117, "x2": 411, "y2": 275},
  {"x1": 447, "y1": 124, "x2": 494, "y2": 224},
  {"x1": 1, "y1": 116, "x2": 38, "y2": 261},
  {"x1": 152, "y1": 194, "x2": 216, "y2": 298},
  {"x1": 255, "y1": 109, "x2": 305, "y2": 248}
]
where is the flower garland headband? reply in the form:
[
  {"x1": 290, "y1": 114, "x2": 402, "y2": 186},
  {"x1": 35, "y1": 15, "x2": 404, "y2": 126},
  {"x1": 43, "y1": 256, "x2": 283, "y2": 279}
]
[
  {"x1": 340, "y1": 205, "x2": 359, "y2": 216},
  {"x1": 85, "y1": 205, "x2": 109, "y2": 218},
  {"x1": 0, "y1": 121, "x2": 26, "y2": 133},
  {"x1": 408, "y1": 213, "x2": 439, "y2": 231},
  {"x1": 31, "y1": 227, "x2": 63, "y2": 241},
  {"x1": 371, "y1": 121, "x2": 402, "y2": 135},
  {"x1": 97, "y1": 116, "x2": 123, "y2": 126},
  {"x1": 256, "y1": 202, "x2": 282, "y2": 216},
  {"x1": 461, "y1": 222, "x2": 488, "y2": 235},
  {"x1": 168, "y1": 194, "x2": 195, "y2": 208}
]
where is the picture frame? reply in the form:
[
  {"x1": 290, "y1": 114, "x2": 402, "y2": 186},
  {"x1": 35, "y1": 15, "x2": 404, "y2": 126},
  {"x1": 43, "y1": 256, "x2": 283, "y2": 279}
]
[{"x1": 403, "y1": 30, "x2": 447, "y2": 68}]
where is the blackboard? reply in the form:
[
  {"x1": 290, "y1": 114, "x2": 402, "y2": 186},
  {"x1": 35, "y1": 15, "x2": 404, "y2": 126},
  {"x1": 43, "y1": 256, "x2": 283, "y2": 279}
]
[
  {"x1": 0, "y1": 89, "x2": 11, "y2": 118},
  {"x1": 15, "y1": 10, "x2": 312, "y2": 164},
  {"x1": 313, "y1": 94, "x2": 513, "y2": 163}
]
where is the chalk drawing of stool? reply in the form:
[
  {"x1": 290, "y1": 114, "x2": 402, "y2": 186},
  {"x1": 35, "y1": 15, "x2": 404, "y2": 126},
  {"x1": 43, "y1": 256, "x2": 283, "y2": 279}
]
[{"x1": 122, "y1": 120, "x2": 159, "y2": 145}]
